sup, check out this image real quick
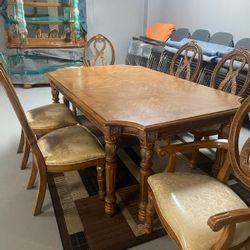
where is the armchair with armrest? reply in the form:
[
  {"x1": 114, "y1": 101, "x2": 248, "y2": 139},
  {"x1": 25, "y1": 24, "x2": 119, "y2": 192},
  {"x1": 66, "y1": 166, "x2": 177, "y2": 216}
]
[
  {"x1": 144, "y1": 96, "x2": 250, "y2": 250},
  {"x1": 191, "y1": 48, "x2": 250, "y2": 169}
]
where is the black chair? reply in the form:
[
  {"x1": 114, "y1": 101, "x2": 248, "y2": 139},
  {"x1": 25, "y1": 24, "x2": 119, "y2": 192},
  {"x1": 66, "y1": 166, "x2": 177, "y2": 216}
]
[
  {"x1": 170, "y1": 28, "x2": 190, "y2": 41},
  {"x1": 209, "y1": 32, "x2": 234, "y2": 47},
  {"x1": 191, "y1": 29, "x2": 210, "y2": 42},
  {"x1": 235, "y1": 38, "x2": 250, "y2": 51}
]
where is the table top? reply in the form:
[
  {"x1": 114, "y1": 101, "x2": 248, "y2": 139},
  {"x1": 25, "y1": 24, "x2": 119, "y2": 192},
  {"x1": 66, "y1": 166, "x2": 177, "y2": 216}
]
[{"x1": 48, "y1": 65, "x2": 241, "y2": 131}]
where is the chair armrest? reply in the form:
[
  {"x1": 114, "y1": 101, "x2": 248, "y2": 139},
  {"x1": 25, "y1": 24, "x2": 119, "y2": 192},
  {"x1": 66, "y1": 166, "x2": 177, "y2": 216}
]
[
  {"x1": 158, "y1": 139, "x2": 228, "y2": 157},
  {"x1": 208, "y1": 208, "x2": 250, "y2": 232},
  {"x1": 157, "y1": 139, "x2": 228, "y2": 172}
]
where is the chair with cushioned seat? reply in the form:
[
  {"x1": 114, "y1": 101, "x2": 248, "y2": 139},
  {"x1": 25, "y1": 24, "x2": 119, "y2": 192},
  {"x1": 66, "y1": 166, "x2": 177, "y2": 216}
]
[
  {"x1": 0, "y1": 55, "x2": 78, "y2": 170},
  {"x1": 146, "y1": 45, "x2": 165, "y2": 71},
  {"x1": 190, "y1": 48, "x2": 250, "y2": 168},
  {"x1": 0, "y1": 63, "x2": 106, "y2": 216},
  {"x1": 1, "y1": 65, "x2": 78, "y2": 170},
  {"x1": 18, "y1": 102, "x2": 78, "y2": 170},
  {"x1": 170, "y1": 41, "x2": 203, "y2": 82},
  {"x1": 144, "y1": 96, "x2": 250, "y2": 250}
]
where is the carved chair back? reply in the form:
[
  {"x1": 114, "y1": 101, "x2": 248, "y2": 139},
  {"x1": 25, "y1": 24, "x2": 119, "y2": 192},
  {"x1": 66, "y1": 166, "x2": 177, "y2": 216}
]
[
  {"x1": 226, "y1": 96, "x2": 250, "y2": 188},
  {"x1": 0, "y1": 63, "x2": 45, "y2": 166},
  {"x1": 83, "y1": 34, "x2": 115, "y2": 66},
  {"x1": 170, "y1": 41, "x2": 203, "y2": 82},
  {"x1": 210, "y1": 49, "x2": 250, "y2": 97}
]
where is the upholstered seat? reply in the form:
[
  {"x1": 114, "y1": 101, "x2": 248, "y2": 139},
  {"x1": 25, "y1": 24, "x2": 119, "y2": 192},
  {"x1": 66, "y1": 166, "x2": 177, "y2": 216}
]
[
  {"x1": 38, "y1": 125, "x2": 105, "y2": 166},
  {"x1": 26, "y1": 103, "x2": 77, "y2": 132},
  {"x1": 0, "y1": 63, "x2": 106, "y2": 216},
  {"x1": 145, "y1": 96, "x2": 250, "y2": 249},
  {"x1": 148, "y1": 172, "x2": 250, "y2": 250}
]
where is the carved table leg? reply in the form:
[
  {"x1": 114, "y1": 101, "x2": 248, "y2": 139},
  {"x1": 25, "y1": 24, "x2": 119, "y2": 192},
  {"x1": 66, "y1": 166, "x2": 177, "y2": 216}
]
[
  {"x1": 104, "y1": 134, "x2": 119, "y2": 216},
  {"x1": 51, "y1": 84, "x2": 59, "y2": 103},
  {"x1": 138, "y1": 133, "x2": 156, "y2": 222}
]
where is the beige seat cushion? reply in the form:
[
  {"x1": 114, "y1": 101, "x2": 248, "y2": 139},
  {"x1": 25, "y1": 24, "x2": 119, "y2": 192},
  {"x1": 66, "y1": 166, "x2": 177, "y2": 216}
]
[
  {"x1": 26, "y1": 103, "x2": 77, "y2": 131},
  {"x1": 148, "y1": 172, "x2": 250, "y2": 250},
  {"x1": 38, "y1": 125, "x2": 105, "y2": 166}
]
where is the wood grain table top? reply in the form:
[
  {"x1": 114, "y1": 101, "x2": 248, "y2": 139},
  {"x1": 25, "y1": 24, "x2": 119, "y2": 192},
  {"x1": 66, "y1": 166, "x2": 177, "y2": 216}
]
[{"x1": 48, "y1": 65, "x2": 241, "y2": 131}]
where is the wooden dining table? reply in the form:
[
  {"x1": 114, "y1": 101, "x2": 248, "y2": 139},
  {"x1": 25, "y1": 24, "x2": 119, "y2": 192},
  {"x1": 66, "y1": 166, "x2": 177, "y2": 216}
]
[{"x1": 47, "y1": 64, "x2": 241, "y2": 222}]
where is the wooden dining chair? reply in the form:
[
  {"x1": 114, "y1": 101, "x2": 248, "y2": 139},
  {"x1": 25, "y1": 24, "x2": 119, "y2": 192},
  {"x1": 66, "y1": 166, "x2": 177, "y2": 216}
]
[
  {"x1": 170, "y1": 41, "x2": 203, "y2": 82},
  {"x1": 83, "y1": 34, "x2": 115, "y2": 66},
  {"x1": 0, "y1": 63, "x2": 106, "y2": 216},
  {"x1": 1, "y1": 61, "x2": 79, "y2": 171},
  {"x1": 144, "y1": 96, "x2": 250, "y2": 250},
  {"x1": 67, "y1": 33, "x2": 116, "y2": 115},
  {"x1": 191, "y1": 48, "x2": 250, "y2": 168}
]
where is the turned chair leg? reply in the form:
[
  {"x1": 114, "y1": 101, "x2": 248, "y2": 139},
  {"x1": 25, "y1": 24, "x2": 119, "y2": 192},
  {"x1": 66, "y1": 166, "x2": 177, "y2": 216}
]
[
  {"x1": 190, "y1": 135, "x2": 203, "y2": 168},
  {"x1": 27, "y1": 155, "x2": 38, "y2": 189},
  {"x1": 17, "y1": 129, "x2": 25, "y2": 153},
  {"x1": 144, "y1": 189, "x2": 156, "y2": 234},
  {"x1": 20, "y1": 139, "x2": 30, "y2": 170},
  {"x1": 97, "y1": 159, "x2": 106, "y2": 200},
  {"x1": 33, "y1": 168, "x2": 47, "y2": 216}
]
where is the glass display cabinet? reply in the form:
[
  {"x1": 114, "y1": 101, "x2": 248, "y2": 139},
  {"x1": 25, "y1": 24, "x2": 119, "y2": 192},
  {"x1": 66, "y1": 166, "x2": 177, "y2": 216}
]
[{"x1": 6, "y1": 0, "x2": 86, "y2": 48}]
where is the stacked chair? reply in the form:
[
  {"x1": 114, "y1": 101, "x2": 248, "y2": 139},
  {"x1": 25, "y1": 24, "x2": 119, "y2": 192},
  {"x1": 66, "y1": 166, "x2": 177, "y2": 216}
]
[
  {"x1": 144, "y1": 96, "x2": 250, "y2": 250},
  {"x1": 0, "y1": 63, "x2": 106, "y2": 215},
  {"x1": 198, "y1": 32, "x2": 235, "y2": 87},
  {"x1": 125, "y1": 23, "x2": 176, "y2": 67},
  {"x1": 157, "y1": 28, "x2": 191, "y2": 73}
]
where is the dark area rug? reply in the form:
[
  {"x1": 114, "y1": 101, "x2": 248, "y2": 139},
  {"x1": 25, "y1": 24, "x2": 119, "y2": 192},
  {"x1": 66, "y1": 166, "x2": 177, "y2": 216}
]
[{"x1": 47, "y1": 135, "x2": 250, "y2": 250}]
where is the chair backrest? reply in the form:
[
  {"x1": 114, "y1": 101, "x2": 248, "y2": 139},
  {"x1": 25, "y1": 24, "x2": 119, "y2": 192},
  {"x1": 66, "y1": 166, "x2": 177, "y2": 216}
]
[
  {"x1": 170, "y1": 28, "x2": 190, "y2": 42},
  {"x1": 227, "y1": 96, "x2": 250, "y2": 188},
  {"x1": 191, "y1": 29, "x2": 210, "y2": 42},
  {"x1": 83, "y1": 34, "x2": 115, "y2": 66},
  {"x1": 170, "y1": 41, "x2": 203, "y2": 82},
  {"x1": 209, "y1": 32, "x2": 234, "y2": 47},
  {"x1": 235, "y1": 38, "x2": 250, "y2": 51},
  {"x1": 210, "y1": 49, "x2": 250, "y2": 97},
  {"x1": 0, "y1": 63, "x2": 45, "y2": 164}
]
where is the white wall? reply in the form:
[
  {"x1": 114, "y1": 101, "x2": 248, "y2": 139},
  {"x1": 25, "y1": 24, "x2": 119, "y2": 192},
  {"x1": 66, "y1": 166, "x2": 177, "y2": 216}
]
[
  {"x1": 163, "y1": 0, "x2": 250, "y2": 42},
  {"x1": 147, "y1": 0, "x2": 166, "y2": 27},
  {"x1": 86, "y1": 0, "x2": 145, "y2": 63}
]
